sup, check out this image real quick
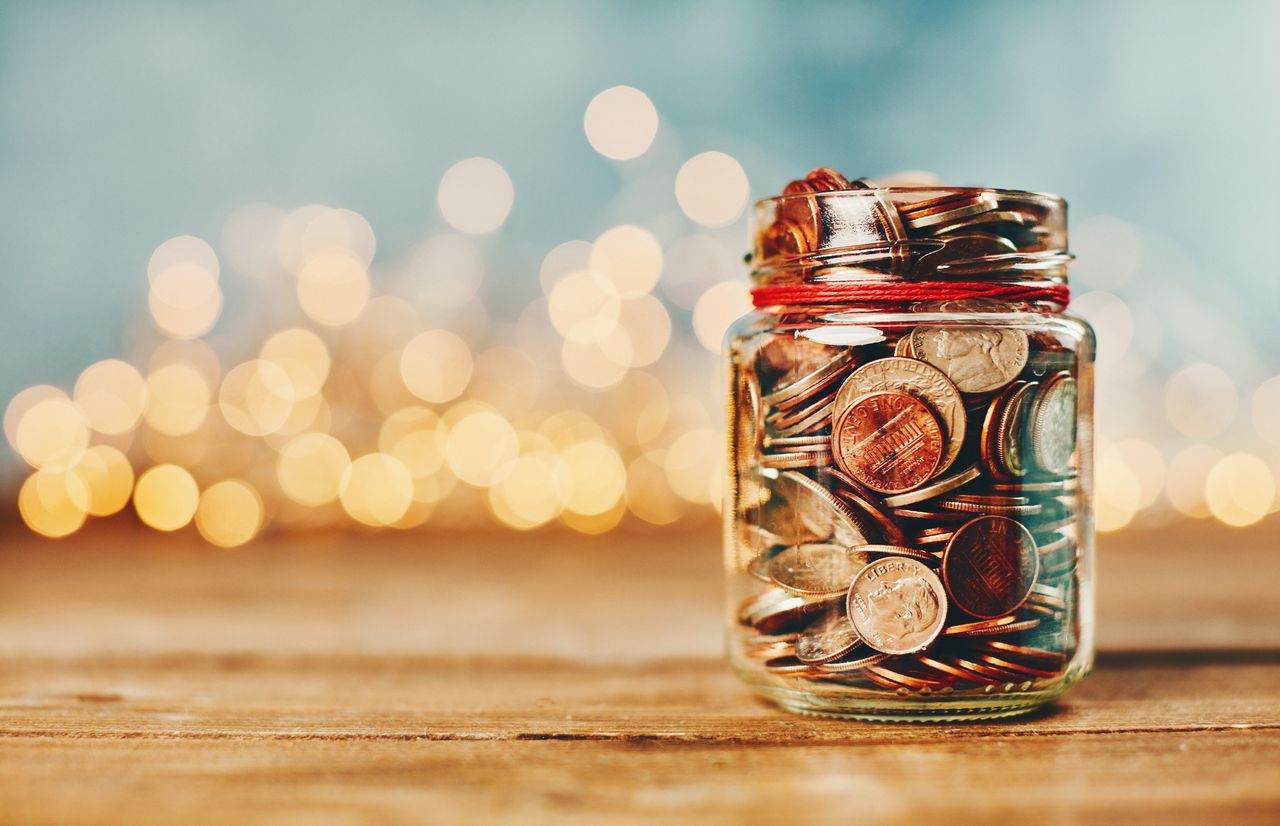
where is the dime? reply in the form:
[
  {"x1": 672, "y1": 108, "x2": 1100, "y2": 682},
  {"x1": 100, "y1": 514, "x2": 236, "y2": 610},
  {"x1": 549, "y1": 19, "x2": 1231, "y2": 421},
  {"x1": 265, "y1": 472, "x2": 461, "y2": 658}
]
[
  {"x1": 846, "y1": 557, "x2": 948, "y2": 655},
  {"x1": 795, "y1": 604, "x2": 861, "y2": 664},
  {"x1": 768, "y1": 543, "x2": 865, "y2": 596},
  {"x1": 881, "y1": 463, "x2": 981, "y2": 508},
  {"x1": 834, "y1": 357, "x2": 966, "y2": 474},
  {"x1": 899, "y1": 192, "x2": 999, "y2": 231},
  {"x1": 762, "y1": 352, "x2": 852, "y2": 409},
  {"x1": 941, "y1": 515, "x2": 1040, "y2": 619},
  {"x1": 772, "y1": 471, "x2": 874, "y2": 547},
  {"x1": 936, "y1": 497, "x2": 1043, "y2": 517},
  {"x1": 749, "y1": 592, "x2": 840, "y2": 636},
  {"x1": 765, "y1": 434, "x2": 830, "y2": 449},
  {"x1": 1029, "y1": 372, "x2": 1077, "y2": 475},
  {"x1": 763, "y1": 655, "x2": 814, "y2": 674},
  {"x1": 910, "y1": 327, "x2": 1029, "y2": 394},
  {"x1": 832, "y1": 391, "x2": 944, "y2": 494}
]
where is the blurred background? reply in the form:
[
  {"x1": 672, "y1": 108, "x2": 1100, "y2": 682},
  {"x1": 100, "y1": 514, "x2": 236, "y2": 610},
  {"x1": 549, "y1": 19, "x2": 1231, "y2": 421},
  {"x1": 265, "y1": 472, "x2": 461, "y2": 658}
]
[{"x1": 2, "y1": 0, "x2": 1277, "y2": 545}]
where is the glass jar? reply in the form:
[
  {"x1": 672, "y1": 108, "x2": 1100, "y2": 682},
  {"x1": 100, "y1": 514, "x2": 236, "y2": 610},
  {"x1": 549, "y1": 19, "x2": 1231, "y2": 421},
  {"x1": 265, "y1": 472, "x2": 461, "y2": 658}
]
[{"x1": 724, "y1": 174, "x2": 1094, "y2": 721}]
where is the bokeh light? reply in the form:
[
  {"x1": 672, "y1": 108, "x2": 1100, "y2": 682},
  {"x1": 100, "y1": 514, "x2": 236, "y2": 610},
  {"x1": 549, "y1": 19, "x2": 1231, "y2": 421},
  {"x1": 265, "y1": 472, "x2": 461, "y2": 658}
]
[
  {"x1": 437, "y1": 157, "x2": 515, "y2": 234},
  {"x1": 70, "y1": 445, "x2": 134, "y2": 517},
  {"x1": 74, "y1": 359, "x2": 147, "y2": 435},
  {"x1": 400, "y1": 330, "x2": 473, "y2": 403},
  {"x1": 144, "y1": 362, "x2": 212, "y2": 436},
  {"x1": 148, "y1": 262, "x2": 222, "y2": 339},
  {"x1": 1166, "y1": 444, "x2": 1224, "y2": 519},
  {"x1": 590, "y1": 225, "x2": 663, "y2": 298},
  {"x1": 675, "y1": 151, "x2": 749, "y2": 227},
  {"x1": 14, "y1": 396, "x2": 89, "y2": 471},
  {"x1": 1252, "y1": 376, "x2": 1280, "y2": 447},
  {"x1": 445, "y1": 405, "x2": 518, "y2": 486},
  {"x1": 692, "y1": 280, "x2": 751, "y2": 352},
  {"x1": 260, "y1": 328, "x2": 331, "y2": 399},
  {"x1": 1164, "y1": 363, "x2": 1238, "y2": 439},
  {"x1": 277, "y1": 432, "x2": 351, "y2": 507},
  {"x1": 133, "y1": 464, "x2": 200, "y2": 531},
  {"x1": 19, "y1": 469, "x2": 88, "y2": 538},
  {"x1": 195, "y1": 479, "x2": 264, "y2": 548},
  {"x1": 296, "y1": 251, "x2": 371, "y2": 327},
  {"x1": 583, "y1": 86, "x2": 659, "y2": 161},
  {"x1": 339, "y1": 453, "x2": 414, "y2": 527},
  {"x1": 1205, "y1": 453, "x2": 1275, "y2": 528},
  {"x1": 218, "y1": 360, "x2": 297, "y2": 437},
  {"x1": 557, "y1": 441, "x2": 626, "y2": 517}
]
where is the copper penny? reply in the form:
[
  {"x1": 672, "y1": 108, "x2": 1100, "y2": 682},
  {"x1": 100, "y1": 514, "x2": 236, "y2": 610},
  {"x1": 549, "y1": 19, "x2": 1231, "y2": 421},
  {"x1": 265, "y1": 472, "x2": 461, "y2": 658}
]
[
  {"x1": 941, "y1": 515, "x2": 1040, "y2": 619},
  {"x1": 831, "y1": 391, "x2": 944, "y2": 494}
]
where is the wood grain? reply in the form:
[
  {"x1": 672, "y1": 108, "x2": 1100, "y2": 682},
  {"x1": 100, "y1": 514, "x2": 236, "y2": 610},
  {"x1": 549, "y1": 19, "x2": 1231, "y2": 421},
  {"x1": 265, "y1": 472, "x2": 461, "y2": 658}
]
[{"x1": 0, "y1": 519, "x2": 1278, "y2": 824}]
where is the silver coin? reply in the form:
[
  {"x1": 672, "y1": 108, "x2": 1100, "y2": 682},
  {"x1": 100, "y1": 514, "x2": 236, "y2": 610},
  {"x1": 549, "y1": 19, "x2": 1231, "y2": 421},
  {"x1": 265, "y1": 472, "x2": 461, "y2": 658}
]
[
  {"x1": 768, "y1": 543, "x2": 864, "y2": 596},
  {"x1": 794, "y1": 604, "x2": 861, "y2": 664},
  {"x1": 1030, "y1": 373, "x2": 1077, "y2": 475},
  {"x1": 846, "y1": 557, "x2": 948, "y2": 655},
  {"x1": 910, "y1": 326, "x2": 1029, "y2": 394}
]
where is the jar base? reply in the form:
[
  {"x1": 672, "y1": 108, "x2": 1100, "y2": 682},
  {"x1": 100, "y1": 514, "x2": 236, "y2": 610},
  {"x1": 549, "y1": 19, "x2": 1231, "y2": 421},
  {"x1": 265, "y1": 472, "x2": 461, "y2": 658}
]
[{"x1": 733, "y1": 657, "x2": 1085, "y2": 723}]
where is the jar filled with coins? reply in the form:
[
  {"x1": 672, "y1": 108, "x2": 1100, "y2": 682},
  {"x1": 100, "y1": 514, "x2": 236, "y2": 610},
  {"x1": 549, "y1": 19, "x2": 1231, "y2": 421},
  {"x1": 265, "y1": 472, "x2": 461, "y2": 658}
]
[{"x1": 725, "y1": 169, "x2": 1094, "y2": 720}]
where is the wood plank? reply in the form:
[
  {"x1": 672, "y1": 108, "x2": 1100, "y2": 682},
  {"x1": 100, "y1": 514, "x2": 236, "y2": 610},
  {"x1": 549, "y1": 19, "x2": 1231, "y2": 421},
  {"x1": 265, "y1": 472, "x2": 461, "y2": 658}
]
[{"x1": 1, "y1": 731, "x2": 1278, "y2": 826}]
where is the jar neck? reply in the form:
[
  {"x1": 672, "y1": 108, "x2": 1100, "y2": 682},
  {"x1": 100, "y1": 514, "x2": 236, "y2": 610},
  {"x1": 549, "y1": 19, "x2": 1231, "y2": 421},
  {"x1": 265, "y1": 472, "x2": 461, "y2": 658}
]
[{"x1": 748, "y1": 187, "x2": 1071, "y2": 313}]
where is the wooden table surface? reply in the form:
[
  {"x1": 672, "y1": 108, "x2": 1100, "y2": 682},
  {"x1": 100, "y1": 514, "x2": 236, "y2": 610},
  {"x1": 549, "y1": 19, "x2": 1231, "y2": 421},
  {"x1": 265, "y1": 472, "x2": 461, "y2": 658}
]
[{"x1": 1, "y1": 519, "x2": 1278, "y2": 825}]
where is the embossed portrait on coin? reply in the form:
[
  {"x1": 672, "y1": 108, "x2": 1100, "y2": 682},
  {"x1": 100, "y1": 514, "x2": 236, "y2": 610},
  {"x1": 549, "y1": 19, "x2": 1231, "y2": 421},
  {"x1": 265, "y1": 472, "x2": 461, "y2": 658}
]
[
  {"x1": 913, "y1": 327, "x2": 1028, "y2": 393},
  {"x1": 865, "y1": 575, "x2": 941, "y2": 640}
]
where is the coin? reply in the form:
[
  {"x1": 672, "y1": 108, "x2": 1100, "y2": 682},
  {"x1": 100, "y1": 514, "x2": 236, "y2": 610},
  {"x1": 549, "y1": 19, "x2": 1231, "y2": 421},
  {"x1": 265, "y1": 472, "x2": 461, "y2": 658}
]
[
  {"x1": 879, "y1": 463, "x2": 981, "y2": 508},
  {"x1": 846, "y1": 557, "x2": 948, "y2": 655},
  {"x1": 768, "y1": 543, "x2": 865, "y2": 596},
  {"x1": 772, "y1": 470, "x2": 874, "y2": 547},
  {"x1": 812, "y1": 646, "x2": 890, "y2": 673},
  {"x1": 819, "y1": 467, "x2": 908, "y2": 544},
  {"x1": 804, "y1": 166, "x2": 851, "y2": 191},
  {"x1": 832, "y1": 391, "x2": 944, "y2": 494},
  {"x1": 981, "y1": 640, "x2": 1068, "y2": 667},
  {"x1": 834, "y1": 357, "x2": 966, "y2": 474},
  {"x1": 941, "y1": 515, "x2": 1040, "y2": 619},
  {"x1": 763, "y1": 654, "x2": 814, "y2": 674},
  {"x1": 762, "y1": 350, "x2": 853, "y2": 407},
  {"x1": 910, "y1": 327, "x2": 1029, "y2": 394},
  {"x1": 996, "y1": 380, "x2": 1036, "y2": 478},
  {"x1": 851, "y1": 544, "x2": 939, "y2": 565},
  {"x1": 1029, "y1": 372, "x2": 1077, "y2": 475},
  {"x1": 943, "y1": 614, "x2": 1020, "y2": 637},
  {"x1": 900, "y1": 192, "x2": 999, "y2": 231},
  {"x1": 936, "y1": 497, "x2": 1043, "y2": 517},
  {"x1": 794, "y1": 604, "x2": 861, "y2": 663}
]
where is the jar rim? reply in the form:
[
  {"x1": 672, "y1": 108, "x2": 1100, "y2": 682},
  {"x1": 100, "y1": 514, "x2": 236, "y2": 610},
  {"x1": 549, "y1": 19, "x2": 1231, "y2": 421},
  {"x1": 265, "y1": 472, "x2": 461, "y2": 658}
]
[{"x1": 752, "y1": 186, "x2": 1065, "y2": 213}]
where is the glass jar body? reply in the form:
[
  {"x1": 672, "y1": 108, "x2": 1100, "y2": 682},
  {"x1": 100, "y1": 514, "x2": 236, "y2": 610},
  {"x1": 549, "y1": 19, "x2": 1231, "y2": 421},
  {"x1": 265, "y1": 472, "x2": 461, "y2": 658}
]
[{"x1": 724, "y1": 305, "x2": 1095, "y2": 721}]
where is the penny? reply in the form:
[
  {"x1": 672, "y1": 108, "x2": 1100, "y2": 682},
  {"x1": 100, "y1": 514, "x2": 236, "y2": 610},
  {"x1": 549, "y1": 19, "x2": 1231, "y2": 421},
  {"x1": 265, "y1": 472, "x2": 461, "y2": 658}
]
[
  {"x1": 750, "y1": 592, "x2": 840, "y2": 636},
  {"x1": 846, "y1": 557, "x2": 948, "y2": 655},
  {"x1": 979, "y1": 381, "x2": 1023, "y2": 480},
  {"x1": 881, "y1": 463, "x2": 982, "y2": 508},
  {"x1": 795, "y1": 605, "x2": 861, "y2": 664},
  {"x1": 976, "y1": 654, "x2": 1060, "y2": 680},
  {"x1": 768, "y1": 543, "x2": 865, "y2": 596},
  {"x1": 763, "y1": 655, "x2": 815, "y2": 674},
  {"x1": 894, "y1": 334, "x2": 914, "y2": 358},
  {"x1": 910, "y1": 327, "x2": 1029, "y2": 394},
  {"x1": 982, "y1": 640, "x2": 1068, "y2": 666},
  {"x1": 941, "y1": 515, "x2": 1040, "y2": 619},
  {"x1": 900, "y1": 192, "x2": 1000, "y2": 230},
  {"x1": 832, "y1": 391, "x2": 944, "y2": 494},
  {"x1": 913, "y1": 655, "x2": 986, "y2": 683},
  {"x1": 1029, "y1": 372, "x2": 1077, "y2": 475},
  {"x1": 834, "y1": 357, "x2": 966, "y2": 474},
  {"x1": 943, "y1": 614, "x2": 1020, "y2": 637},
  {"x1": 805, "y1": 166, "x2": 851, "y2": 191}
]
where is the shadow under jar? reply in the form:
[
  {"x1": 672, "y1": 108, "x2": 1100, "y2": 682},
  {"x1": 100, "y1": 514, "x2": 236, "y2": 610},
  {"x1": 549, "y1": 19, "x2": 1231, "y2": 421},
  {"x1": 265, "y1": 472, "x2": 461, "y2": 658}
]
[{"x1": 724, "y1": 172, "x2": 1095, "y2": 721}]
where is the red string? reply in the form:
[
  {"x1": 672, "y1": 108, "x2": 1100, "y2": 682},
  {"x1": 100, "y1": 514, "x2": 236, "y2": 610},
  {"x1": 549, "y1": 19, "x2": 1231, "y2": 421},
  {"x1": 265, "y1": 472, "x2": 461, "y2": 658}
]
[{"x1": 750, "y1": 281, "x2": 1070, "y2": 309}]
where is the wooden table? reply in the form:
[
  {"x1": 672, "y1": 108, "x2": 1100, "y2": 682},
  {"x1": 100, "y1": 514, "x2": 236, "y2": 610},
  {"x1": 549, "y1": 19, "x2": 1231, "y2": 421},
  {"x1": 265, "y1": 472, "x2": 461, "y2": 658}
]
[{"x1": 1, "y1": 519, "x2": 1277, "y2": 824}]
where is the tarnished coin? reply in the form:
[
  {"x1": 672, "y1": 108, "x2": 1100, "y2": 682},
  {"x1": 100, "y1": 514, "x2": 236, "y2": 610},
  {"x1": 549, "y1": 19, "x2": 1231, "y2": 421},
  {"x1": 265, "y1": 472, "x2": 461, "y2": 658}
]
[
  {"x1": 941, "y1": 516, "x2": 1040, "y2": 619},
  {"x1": 910, "y1": 327, "x2": 1029, "y2": 394},
  {"x1": 772, "y1": 471, "x2": 874, "y2": 547},
  {"x1": 768, "y1": 543, "x2": 864, "y2": 596},
  {"x1": 832, "y1": 391, "x2": 944, "y2": 494},
  {"x1": 834, "y1": 357, "x2": 966, "y2": 474},
  {"x1": 1029, "y1": 372, "x2": 1077, "y2": 475},
  {"x1": 794, "y1": 604, "x2": 861, "y2": 664},
  {"x1": 846, "y1": 557, "x2": 948, "y2": 655}
]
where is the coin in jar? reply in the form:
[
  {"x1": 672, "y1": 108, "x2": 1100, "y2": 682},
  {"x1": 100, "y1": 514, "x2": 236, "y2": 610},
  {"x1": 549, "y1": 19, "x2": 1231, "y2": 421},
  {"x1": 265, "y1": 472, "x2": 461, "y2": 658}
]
[
  {"x1": 794, "y1": 604, "x2": 861, "y2": 664},
  {"x1": 909, "y1": 326, "x2": 1029, "y2": 394},
  {"x1": 834, "y1": 357, "x2": 966, "y2": 474},
  {"x1": 846, "y1": 557, "x2": 948, "y2": 655},
  {"x1": 767, "y1": 543, "x2": 864, "y2": 596},
  {"x1": 832, "y1": 391, "x2": 944, "y2": 494},
  {"x1": 941, "y1": 515, "x2": 1040, "y2": 619},
  {"x1": 1029, "y1": 372, "x2": 1078, "y2": 475},
  {"x1": 772, "y1": 471, "x2": 875, "y2": 547}
]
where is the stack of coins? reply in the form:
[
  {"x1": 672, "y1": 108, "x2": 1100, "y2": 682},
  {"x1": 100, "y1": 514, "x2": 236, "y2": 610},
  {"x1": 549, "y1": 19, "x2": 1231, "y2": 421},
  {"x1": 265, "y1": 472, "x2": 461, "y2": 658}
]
[{"x1": 732, "y1": 170, "x2": 1081, "y2": 695}]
